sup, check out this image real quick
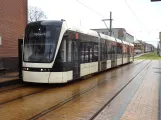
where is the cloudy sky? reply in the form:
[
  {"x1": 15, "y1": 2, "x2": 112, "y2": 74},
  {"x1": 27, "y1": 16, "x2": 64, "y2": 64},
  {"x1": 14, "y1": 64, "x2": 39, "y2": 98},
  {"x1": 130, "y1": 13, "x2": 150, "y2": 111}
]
[{"x1": 28, "y1": 0, "x2": 161, "y2": 47}]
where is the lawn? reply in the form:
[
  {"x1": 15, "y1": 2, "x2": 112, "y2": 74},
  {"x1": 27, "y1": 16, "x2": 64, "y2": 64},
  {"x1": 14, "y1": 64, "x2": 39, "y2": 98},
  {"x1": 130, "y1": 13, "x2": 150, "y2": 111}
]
[{"x1": 135, "y1": 51, "x2": 161, "y2": 60}]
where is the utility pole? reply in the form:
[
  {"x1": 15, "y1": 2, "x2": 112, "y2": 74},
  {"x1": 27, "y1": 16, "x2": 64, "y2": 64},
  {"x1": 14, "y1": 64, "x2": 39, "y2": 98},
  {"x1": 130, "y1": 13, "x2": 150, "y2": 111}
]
[
  {"x1": 109, "y1": 11, "x2": 112, "y2": 36},
  {"x1": 102, "y1": 11, "x2": 113, "y2": 36}
]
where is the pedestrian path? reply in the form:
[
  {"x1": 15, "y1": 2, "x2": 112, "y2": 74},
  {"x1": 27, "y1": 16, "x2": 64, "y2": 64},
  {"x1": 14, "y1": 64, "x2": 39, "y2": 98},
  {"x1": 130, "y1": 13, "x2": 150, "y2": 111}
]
[{"x1": 120, "y1": 60, "x2": 159, "y2": 120}]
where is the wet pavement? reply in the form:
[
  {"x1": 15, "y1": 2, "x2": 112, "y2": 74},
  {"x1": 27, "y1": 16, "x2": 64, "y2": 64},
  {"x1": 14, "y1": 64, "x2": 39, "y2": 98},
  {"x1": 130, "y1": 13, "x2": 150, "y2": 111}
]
[
  {"x1": 0, "y1": 86, "x2": 47, "y2": 105},
  {"x1": 35, "y1": 60, "x2": 150, "y2": 120},
  {"x1": 120, "y1": 61, "x2": 159, "y2": 120},
  {"x1": 0, "y1": 60, "x2": 155, "y2": 120},
  {"x1": 94, "y1": 61, "x2": 154, "y2": 120}
]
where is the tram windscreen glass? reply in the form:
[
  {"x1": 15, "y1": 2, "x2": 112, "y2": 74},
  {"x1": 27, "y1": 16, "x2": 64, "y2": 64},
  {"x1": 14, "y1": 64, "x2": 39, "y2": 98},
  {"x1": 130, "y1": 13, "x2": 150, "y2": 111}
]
[{"x1": 24, "y1": 24, "x2": 61, "y2": 63}]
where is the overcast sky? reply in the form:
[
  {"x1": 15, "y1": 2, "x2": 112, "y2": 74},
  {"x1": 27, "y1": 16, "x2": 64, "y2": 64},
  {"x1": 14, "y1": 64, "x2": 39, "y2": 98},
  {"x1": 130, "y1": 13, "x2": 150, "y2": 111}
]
[{"x1": 28, "y1": 0, "x2": 161, "y2": 47}]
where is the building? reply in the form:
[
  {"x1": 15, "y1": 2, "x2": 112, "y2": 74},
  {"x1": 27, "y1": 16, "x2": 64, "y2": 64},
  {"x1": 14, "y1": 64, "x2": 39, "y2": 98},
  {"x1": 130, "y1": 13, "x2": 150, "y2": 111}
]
[
  {"x1": 134, "y1": 40, "x2": 154, "y2": 53},
  {"x1": 91, "y1": 28, "x2": 134, "y2": 43},
  {"x1": 134, "y1": 40, "x2": 144, "y2": 53},
  {"x1": 0, "y1": 0, "x2": 27, "y2": 71}
]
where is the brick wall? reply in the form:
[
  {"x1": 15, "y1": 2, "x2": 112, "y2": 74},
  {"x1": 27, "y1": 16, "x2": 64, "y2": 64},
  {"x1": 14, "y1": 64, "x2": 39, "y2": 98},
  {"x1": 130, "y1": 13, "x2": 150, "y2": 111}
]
[
  {"x1": 0, "y1": 0, "x2": 27, "y2": 71},
  {"x1": 0, "y1": 0, "x2": 27, "y2": 57}
]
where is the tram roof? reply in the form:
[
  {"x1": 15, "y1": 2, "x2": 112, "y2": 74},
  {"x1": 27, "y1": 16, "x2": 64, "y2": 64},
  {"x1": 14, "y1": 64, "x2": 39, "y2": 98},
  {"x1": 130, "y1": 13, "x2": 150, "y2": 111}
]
[
  {"x1": 99, "y1": 33, "x2": 116, "y2": 42},
  {"x1": 122, "y1": 40, "x2": 130, "y2": 45},
  {"x1": 68, "y1": 27, "x2": 99, "y2": 38},
  {"x1": 129, "y1": 43, "x2": 134, "y2": 46},
  {"x1": 115, "y1": 38, "x2": 122, "y2": 44}
]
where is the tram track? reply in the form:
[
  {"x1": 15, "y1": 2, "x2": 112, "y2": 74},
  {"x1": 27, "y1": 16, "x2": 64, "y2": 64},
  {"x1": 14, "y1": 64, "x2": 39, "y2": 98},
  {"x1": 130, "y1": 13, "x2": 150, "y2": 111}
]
[
  {"x1": 30, "y1": 60, "x2": 150, "y2": 120},
  {"x1": 0, "y1": 60, "x2": 144, "y2": 106}
]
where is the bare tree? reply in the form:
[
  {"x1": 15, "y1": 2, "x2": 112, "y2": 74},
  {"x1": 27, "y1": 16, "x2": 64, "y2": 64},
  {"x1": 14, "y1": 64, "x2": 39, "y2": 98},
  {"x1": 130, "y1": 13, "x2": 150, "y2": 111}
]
[{"x1": 28, "y1": 6, "x2": 47, "y2": 23}]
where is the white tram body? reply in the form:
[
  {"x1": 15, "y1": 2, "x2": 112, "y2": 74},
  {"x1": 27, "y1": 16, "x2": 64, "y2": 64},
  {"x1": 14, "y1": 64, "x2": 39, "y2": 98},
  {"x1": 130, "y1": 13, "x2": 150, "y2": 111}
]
[{"x1": 22, "y1": 20, "x2": 134, "y2": 83}]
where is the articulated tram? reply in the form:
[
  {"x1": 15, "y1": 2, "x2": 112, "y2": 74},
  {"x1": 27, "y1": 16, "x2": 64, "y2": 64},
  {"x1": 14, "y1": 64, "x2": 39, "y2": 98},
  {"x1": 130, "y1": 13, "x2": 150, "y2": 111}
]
[{"x1": 22, "y1": 20, "x2": 134, "y2": 83}]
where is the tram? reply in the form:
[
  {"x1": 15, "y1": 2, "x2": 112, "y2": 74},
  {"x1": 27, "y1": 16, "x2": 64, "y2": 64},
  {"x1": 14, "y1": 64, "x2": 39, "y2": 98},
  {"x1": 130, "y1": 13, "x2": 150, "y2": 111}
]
[{"x1": 22, "y1": 20, "x2": 134, "y2": 83}]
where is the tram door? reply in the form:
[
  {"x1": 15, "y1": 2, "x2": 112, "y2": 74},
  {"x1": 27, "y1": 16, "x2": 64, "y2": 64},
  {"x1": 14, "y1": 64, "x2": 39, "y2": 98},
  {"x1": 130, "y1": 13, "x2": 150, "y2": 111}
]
[{"x1": 73, "y1": 39, "x2": 80, "y2": 79}]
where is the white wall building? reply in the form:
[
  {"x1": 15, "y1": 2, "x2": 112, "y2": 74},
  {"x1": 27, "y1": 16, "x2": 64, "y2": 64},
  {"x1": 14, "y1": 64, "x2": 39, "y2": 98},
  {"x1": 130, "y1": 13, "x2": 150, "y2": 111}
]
[{"x1": 91, "y1": 28, "x2": 134, "y2": 43}]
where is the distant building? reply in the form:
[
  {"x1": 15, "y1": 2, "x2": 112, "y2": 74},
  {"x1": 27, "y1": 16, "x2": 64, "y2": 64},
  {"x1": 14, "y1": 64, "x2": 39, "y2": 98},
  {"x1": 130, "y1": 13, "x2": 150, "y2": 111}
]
[
  {"x1": 91, "y1": 28, "x2": 134, "y2": 43},
  {"x1": 134, "y1": 40, "x2": 145, "y2": 53},
  {"x1": 134, "y1": 40, "x2": 154, "y2": 53},
  {"x1": 0, "y1": 0, "x2": 27, "y2": 71}
]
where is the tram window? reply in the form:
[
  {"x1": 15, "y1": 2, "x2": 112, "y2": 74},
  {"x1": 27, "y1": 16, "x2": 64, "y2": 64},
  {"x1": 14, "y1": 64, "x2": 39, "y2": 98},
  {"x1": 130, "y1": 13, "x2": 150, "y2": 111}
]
[
  {"x1": 74, "y1": 41, "x2": 78, "y2": 61},
  {"x1": 85, "y1": 43, "x2": 88, "y2": 62},
  {"x1": 59, "y1": 39, "x2": 66, "y2": 62},
  {"x1": 89, "y1": 43, "x2": 93, "y2": 62},
  {"x1": 125, "y1": 45, "x2": 127, "y2": 58},
  {"x1": 67, "y1": 39, "x2": 72, "y2": 62},
  {"x1": 102, "y1": 43, "x2": 106, "y2": 61},
  {"x1": 117, "y1": 43, "x2": 122, "y2": 58},
  {"x1": 90, "y1": 47, "x2": 92, "y2": 62},
  {"x1": 101, "y1": 44, "x2": 103, "y2": 61},
  {"x1": 93, "y1": 44, "x2": 98, "y2": 61},
  {"x1": 102, "y1": 44, "x2": 104, "y2": 60},
  {"x1": 107, "y1": 42, "x2": 110, "y2": 60},
  {"x1": 104, "y1": 43, "x2": 107, "y2": 60},
  {"x1": 80, "y1": 43, "x2": 85, "y2": 63},
  {"x1": 102, "y1": 43, "x2": 105, "y2": 61},
  {"x1": 106, "y1": 42, "x2": 108, "y2": 60}
]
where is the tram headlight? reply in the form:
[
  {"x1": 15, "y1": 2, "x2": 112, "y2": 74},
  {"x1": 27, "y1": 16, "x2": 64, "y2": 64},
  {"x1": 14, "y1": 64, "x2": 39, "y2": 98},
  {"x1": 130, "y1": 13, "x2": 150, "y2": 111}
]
[{"x1": 40, "y1": 68, "x2": 50, "y2": 72}]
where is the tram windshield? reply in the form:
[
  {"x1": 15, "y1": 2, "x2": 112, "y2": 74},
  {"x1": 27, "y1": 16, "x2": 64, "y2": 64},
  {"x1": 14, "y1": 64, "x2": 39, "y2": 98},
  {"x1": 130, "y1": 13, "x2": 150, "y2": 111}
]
[{"x1": 24, "y1": 22, "x2": 61, "y2": 63}]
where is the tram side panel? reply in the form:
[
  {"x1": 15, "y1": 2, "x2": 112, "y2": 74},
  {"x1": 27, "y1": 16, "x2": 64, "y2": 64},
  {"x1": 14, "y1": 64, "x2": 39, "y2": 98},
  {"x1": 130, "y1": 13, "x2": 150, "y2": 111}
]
[
  {"x1": 111, "y1": 41, "x2": 117, "y2": 67},
  {"x1": 131, "y1": 46, "x2": 134, "y2": 62},
  {"x1": 79, "y1": 33, "x2": 99, "y2": 77},
  {"x1": 100, "y1": 39, "x2": 107, "y2": 71},
  {"x1": 49, "y1": 30, "x2": 82, "y2": 83},
  {"x1": 127, "y1": 45, "x2": 130, "y2": 63},
  {"x1": 123, "y1": 44, "x2": 127, "y2": 64},
  {"x1": 106, "y1": 41, "x2": 112, "y2": 69},
  {"x1": 51, "y1": 30, "x2": 100, "y2": 82},
  {"x1": 116, "y1": 42, "x2": 123, "y2": 66}
]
